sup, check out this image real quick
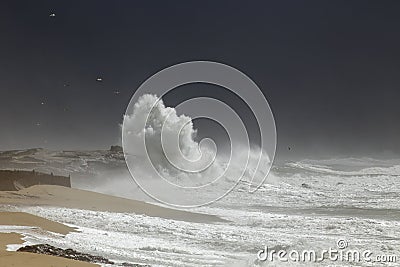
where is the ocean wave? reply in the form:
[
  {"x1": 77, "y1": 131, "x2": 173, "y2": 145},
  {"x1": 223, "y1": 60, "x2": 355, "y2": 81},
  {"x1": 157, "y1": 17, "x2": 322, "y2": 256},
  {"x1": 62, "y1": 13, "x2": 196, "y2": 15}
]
[{"x1": 286, "y1": 161, "x2": 400, "y2": 177}]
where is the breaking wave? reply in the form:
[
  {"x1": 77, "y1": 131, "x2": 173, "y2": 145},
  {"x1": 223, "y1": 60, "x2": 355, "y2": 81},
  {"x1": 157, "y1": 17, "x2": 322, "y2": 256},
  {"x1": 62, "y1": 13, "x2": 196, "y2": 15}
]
[{"x1": 122, "y1": 94, "x2": 273, "y2": 207}]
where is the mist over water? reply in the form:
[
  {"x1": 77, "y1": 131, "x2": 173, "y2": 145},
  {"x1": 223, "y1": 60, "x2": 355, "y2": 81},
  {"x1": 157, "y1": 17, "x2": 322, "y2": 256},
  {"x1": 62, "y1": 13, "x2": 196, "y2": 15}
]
[
  {"x1": 4, "y1": 153, "x2": 400, "y2": 266},
  {"x1": 1, "y1": 142, "x2": 399, "y2": 266},
  {"x1": 123, "y1": 94, "x2": 222, "y2": 184},
  {"x1": 121, "y1": 94, "x2": 272, "y2": 206}
]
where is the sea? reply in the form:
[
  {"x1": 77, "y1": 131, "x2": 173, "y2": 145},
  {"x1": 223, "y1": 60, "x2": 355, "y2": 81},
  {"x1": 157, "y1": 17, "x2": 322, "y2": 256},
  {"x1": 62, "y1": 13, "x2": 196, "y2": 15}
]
[{"x1": 1, "y1": 157, "x2": 400, "y2": 266}]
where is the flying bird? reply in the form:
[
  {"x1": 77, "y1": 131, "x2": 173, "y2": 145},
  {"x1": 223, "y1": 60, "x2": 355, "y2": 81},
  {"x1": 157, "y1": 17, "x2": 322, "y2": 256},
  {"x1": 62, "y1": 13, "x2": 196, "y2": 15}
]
[
  {"x1": 49, "y1": 13, "x2": 56, "y2": 17},
  {"x1": 96, "y1": 77, "x2": 103, "y2": 82}
]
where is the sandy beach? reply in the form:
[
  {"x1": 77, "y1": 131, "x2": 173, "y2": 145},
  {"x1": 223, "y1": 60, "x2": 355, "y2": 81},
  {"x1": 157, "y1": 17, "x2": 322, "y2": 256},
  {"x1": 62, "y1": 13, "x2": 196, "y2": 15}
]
[
  {"x1": 0, "y1": 215, "x2": 97, "y2": 267},
  {"x1": 0, "y1": 185, "x2": 226, "y2": 266},
  {"x1": 0, "y1": 185, "x2": 228, "y2": 267},
  {"x1": 0, "y1": 185, "x2": 224, "y2": 223},
  {"x1": 0, "y1": 211, "x2": 76, "y2": 235}
]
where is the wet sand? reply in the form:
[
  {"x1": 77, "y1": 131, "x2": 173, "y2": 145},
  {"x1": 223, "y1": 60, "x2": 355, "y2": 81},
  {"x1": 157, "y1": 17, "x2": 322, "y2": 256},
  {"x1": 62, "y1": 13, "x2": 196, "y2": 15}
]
[
  {"x1": 0, "y1": 222, "x2": 97, "y2": 267},
  {"x1": 0, "y1": 185, "x2": 225, "y2": 223}
]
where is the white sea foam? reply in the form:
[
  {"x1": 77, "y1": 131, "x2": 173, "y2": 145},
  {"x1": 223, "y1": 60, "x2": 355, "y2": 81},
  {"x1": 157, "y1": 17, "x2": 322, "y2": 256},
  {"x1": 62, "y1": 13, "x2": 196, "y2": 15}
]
[
  {"x1": 2, "y1": 155, "x2": 400, "y2": 266},
  {"x1": 121, "y1": 94, "x2": 272, "y2": 206},
  {"x1": 288, "y1": 161, "x2": 400, "y2": 176},
  {"x1": 5, "y1": 160, "x2": 400, "y2": 267}
]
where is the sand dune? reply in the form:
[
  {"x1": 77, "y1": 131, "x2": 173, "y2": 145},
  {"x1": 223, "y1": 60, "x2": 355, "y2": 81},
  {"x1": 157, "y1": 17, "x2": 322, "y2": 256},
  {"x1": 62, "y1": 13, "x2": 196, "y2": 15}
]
[
  {"x1": 0, "y1": 185, "x2": 225, "y2": 223},
  {"x1": 0, "y1": 170, "x2": 70, "y2": 191}
]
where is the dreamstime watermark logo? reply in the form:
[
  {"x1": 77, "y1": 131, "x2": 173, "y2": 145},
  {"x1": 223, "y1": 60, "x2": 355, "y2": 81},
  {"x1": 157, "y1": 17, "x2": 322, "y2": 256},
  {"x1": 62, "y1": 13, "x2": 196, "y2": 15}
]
[
  {"x1": 257, "y1": 239, "x2": 398, "y2": 264},
  {"x1": 122, "y1": 61, "x2": 276, "y2": 207}
]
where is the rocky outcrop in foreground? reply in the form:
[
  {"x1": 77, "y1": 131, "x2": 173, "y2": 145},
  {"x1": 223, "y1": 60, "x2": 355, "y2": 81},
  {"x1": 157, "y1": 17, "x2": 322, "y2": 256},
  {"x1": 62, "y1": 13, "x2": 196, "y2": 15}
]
[{"x1": 17, "y1": 244, "x2": 149, "y2": 266}]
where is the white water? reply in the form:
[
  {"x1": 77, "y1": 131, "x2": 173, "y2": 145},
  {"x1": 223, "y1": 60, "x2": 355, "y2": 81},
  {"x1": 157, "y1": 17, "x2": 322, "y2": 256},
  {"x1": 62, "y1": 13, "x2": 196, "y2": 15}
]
[{"x1": 1, "y1": 158, "x2": 400, "y2": 266}]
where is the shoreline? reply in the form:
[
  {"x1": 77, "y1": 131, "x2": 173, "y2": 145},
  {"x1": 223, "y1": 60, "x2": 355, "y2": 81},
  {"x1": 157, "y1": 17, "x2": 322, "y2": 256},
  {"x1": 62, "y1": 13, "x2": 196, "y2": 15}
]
[
  {"x1": 0, "y1": 185, "x2": 227, "y2": 266},
  {"x1": 0, "y1": 216, "x2": 98, "y2": 267},
  {"x1": 0, "y1": 211, "x2": 76, "y2": 235},
  {"x1": 0, "y1": 185, "x2": 227, "y2": 223}
]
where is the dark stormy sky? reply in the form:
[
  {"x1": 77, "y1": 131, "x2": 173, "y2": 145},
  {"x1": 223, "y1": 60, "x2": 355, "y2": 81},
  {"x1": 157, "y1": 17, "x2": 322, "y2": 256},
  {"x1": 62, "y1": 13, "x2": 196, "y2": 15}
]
[{"x1": 0, "y1": 0, "x2": 399, "y2": 160}]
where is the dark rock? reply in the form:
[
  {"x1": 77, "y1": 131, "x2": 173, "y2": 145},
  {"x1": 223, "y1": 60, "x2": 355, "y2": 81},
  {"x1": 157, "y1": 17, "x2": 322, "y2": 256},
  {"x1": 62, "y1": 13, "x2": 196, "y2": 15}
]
[
  {"x1": 17, "y1": 244, "x2": 113, "y2": 265},
  {"x1": 121, "y1": 262, "x2": 151, "y2": 267},
  {"x1": 17, "y1": 244, "x2": 150, "y2": 266},
  {"x1": 301, "y1": 183, "x2": 311, "y2": 189},
  {"x1": 110, "y1": 145, "x2": 123, "y2": 152}
]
